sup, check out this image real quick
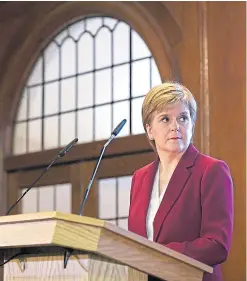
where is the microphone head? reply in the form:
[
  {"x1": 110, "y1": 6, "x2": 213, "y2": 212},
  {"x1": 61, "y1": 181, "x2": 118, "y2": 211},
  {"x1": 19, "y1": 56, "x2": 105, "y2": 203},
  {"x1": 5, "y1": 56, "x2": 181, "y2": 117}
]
[
  {"x1": 112, "y1": 119, "x2": 127, "y2": 137},
  {"x1": 59, "y1": 138, "x2": 78, "y2": 157}
]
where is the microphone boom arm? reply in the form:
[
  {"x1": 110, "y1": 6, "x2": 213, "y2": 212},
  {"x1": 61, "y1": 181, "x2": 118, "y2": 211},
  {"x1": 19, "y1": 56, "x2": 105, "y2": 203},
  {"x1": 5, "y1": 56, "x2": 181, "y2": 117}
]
[
  {"x1": 78, "y1": 139, "x2": 111, "y2": 216},
  {"x1": 6, "y1": 138, "x2": 78, "y2": 216},
  {"x1": 6, "y1": 155, "x2": 59, "y2": 216}
]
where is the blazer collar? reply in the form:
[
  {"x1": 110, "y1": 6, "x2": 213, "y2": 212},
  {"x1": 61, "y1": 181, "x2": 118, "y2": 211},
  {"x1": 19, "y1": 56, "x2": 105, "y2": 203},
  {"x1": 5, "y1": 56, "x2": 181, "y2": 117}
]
[{"x1": 142, "y1": 144, "x2": 199, "y2": 241}]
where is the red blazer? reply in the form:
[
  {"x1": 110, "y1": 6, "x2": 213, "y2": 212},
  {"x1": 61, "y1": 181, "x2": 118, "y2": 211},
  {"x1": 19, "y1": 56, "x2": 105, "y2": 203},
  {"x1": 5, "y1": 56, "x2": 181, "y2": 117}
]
[{"x1": 128, "y1": 144, "x2": 233, "y2": 281}]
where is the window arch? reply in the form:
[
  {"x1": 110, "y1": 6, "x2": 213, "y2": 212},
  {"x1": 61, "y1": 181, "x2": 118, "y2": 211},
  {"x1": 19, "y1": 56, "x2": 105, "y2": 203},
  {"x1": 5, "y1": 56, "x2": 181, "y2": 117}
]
[{"x1": 13, "y1": 16, "x2": 161, "y2": 155}]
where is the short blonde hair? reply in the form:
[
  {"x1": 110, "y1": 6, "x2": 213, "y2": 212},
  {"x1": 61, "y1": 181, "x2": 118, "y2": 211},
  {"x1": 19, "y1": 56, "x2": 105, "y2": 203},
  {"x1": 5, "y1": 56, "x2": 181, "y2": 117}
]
[{"x1": 142, "y1": 81, "x2": 197, "y2": 149}]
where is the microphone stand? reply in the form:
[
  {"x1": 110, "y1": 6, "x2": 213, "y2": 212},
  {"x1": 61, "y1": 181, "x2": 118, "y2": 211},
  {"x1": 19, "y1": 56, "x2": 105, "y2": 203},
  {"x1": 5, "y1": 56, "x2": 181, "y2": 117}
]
[
  {"x1": 63, "y1": 136, "x2": 115, "y2": 269},
  {"x1": 2, "y1": 138, "x2": 78, "y2": 268},
  {"x1": 6, "y1": 156, "x2": 59, "y2": 216},
  {"x1": 63, "y1": 119, "x2": 127, "y2": 268},
  {"x1": 78, "y1": 135, "x2": 114, "y2": 216},
  {"x1": 6, "y1": 138, "x2": 78, "y2": 216}
]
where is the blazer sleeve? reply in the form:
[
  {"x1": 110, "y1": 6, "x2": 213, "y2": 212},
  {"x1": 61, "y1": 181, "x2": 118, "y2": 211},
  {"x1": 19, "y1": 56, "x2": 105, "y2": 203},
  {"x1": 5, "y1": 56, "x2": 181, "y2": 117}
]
[{"x1": 164, "y1": 161, "x2": 234, "y2": 266}]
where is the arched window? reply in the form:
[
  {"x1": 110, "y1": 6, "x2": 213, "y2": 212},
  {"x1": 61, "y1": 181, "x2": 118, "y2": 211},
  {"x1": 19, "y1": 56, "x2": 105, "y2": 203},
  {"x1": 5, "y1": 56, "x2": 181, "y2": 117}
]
[
  {"x1": 13, "y1": 16, "x2": 161, "y2": 155},
  {"x1": 10, "y1": 16, "x2": 161, "y2": 227}
]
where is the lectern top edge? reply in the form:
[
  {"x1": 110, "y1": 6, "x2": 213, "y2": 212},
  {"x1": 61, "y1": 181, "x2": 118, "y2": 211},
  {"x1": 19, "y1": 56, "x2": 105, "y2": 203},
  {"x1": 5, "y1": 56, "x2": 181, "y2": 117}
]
[
  {"x1": 0, "y1": 211, "x2": 105, "y2": 227},
  {"x1": 0, "y1": 211, "x2": 213, "y2": 274}
]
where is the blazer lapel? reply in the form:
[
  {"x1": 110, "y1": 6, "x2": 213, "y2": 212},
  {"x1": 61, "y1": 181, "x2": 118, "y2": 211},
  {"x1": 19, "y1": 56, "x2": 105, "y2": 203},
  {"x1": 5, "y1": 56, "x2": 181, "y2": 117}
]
[
  {"x1": 138, "y1": 159, "x2": 159, "y2": 238},
  {"x1": 153, "y1": 144, "x2": 199, "y2": 241}
]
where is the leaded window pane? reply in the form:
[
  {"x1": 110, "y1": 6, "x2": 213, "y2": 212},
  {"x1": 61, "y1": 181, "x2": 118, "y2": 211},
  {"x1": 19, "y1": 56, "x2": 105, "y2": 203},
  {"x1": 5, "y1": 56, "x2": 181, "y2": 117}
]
[{"x1": 13, "y1": 16, "x2": 161, "y2": 155}]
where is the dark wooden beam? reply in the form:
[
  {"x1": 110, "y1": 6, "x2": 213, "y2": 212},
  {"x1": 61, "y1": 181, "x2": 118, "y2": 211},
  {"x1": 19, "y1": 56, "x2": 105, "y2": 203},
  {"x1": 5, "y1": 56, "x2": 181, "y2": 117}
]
[
  {"x1": 4, "y1": 134, "x2": 153, "y2": 172},
  {"x1": 15, "y1": 151, "x2": 155, "y2": 188}
]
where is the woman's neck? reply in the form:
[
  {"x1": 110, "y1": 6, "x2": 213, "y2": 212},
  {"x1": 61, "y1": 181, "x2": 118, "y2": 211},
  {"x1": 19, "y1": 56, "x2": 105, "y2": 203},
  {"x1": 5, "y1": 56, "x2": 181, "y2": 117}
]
[{"x1": 157, "y1": 149, "x2": 185, "y2": 174}]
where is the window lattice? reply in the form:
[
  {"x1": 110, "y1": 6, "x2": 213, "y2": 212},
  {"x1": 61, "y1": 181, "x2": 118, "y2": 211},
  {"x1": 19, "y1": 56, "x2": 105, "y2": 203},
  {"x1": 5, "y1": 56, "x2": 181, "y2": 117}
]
[
  {"x1": 13, "y1": 16, "x2": 161, "y2": 155},
  {"x1": 98, "y1": 175, "x2": 132, "y2": 230}
]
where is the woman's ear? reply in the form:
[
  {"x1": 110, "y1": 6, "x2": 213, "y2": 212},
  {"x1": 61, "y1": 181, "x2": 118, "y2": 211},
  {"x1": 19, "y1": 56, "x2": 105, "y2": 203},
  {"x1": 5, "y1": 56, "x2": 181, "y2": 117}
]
[{"x1": 146, "y1": 123, "x2": 153, "y2": 140}]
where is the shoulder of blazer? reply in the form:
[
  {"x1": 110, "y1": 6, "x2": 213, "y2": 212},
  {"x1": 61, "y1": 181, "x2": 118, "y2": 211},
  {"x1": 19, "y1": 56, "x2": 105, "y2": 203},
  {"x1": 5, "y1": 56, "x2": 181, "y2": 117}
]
[
  {"x1": 134, "y1": 160, "x2": 157, "y2": 177},
  {"x1": 196, "y1": 151, "x2": 229, "y2": 170},
  {"x1": 130, "y1": 159, "x2": 158, "y2": 202},
  {"x1": 194, "y1": 151, "x2": 233, "y2": 187}
]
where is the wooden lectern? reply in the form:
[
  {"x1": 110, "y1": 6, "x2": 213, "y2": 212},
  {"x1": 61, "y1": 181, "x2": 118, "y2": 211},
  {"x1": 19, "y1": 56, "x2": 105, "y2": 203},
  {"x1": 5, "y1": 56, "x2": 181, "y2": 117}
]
[{"x1": 0, "y1": 212, "x2": 213, "y2": 281}]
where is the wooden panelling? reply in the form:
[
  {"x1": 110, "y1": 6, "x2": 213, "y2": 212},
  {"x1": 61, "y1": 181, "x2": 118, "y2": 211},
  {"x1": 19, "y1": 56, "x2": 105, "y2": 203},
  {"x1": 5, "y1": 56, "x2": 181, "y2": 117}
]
[
  {"x1": 161, "y1": 2, "x2": 183, "y2": 30},
  {"x1": 4, "y1": 134, "x2": 152, "y2": 171},
  {"x1": 170, "y1": 2, "x2": 203, "y2": 151},
  {"x1": 136, "y1": 1, "x2": 182, "y2": 47},
  {"x1": 96, "y1": 152, "x2": 155, "y2": 178},
  {"x1": 17, "y1": 166, "x2": 70, "y2": 188},
  {"x1": 14, "y1": 152, "x2": 155, "y2": 187},
  {"x1": 7, "y1": 173, "x2": 21, "y2": 215},
  {"x1": 207, "y1": 2, "x2": 246, "y2": 281},
  {"x1": 198, "y1": 1, "x2": 210, "y2": 155}
]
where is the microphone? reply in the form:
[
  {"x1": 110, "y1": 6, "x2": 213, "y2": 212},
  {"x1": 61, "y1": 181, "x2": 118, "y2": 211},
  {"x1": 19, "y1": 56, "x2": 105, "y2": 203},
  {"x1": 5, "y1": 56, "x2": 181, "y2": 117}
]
[
  {"x1": 78, "y1": 119, "x2": 127, "y2": 216},
  {"x1": 6, "y1": 138, "x2": 78, "y2": 216},
  {"x1": 58, "y1": 138, "x2": 78, "y2": 157},
  {"x1": 64, "y1": 122, "x2": 126, "y2": 269},
  {"x1": 111, "y1": 119, "x2": 126, "y2": 137}
]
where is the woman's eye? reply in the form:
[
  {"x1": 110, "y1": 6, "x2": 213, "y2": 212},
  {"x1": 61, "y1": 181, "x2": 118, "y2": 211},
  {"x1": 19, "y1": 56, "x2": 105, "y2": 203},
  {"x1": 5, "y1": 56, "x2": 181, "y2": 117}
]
[
  {"x1": 179, "y1": 116, "x2": 188, "y2": 122},
  {"x1": 162, "y1": 117, "x2": 169, "y2": 122}
]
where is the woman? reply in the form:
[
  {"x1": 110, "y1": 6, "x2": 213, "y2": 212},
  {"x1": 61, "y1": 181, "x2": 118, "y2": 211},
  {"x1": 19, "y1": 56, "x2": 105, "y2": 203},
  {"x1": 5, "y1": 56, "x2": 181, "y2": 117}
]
[{"x1": 128, "y1": 82, "x2": 233, "y2": 281}]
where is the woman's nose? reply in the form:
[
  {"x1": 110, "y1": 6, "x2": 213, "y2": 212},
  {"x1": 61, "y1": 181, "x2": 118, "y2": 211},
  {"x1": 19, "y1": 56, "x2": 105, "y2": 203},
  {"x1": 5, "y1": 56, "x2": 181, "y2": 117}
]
[{"x1": 170, "y1": 120, "x2": 180, "y2": 131}]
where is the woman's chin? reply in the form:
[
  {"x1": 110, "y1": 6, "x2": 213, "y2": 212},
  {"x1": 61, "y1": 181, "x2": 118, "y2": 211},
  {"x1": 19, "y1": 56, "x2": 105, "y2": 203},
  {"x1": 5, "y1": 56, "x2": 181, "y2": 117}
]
[{"x1": 164, "y1": 143, "x2": 187, "y2": 154}]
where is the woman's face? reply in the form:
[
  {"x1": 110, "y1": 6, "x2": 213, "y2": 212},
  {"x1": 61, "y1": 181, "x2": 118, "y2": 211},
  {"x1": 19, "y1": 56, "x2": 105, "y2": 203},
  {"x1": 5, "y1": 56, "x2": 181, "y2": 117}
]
[{"x1": 146, "y1": 102, "x2": 193, "y2": 155}]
